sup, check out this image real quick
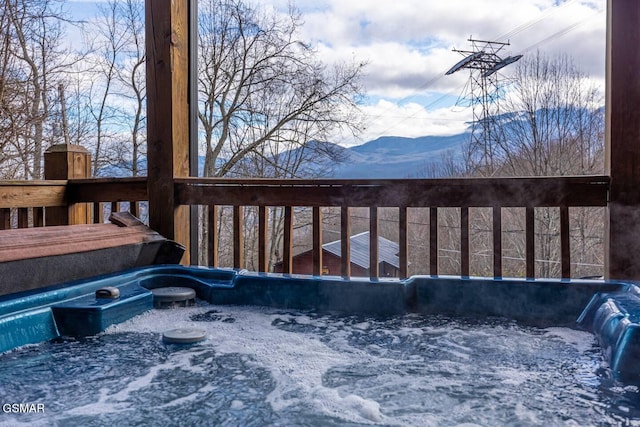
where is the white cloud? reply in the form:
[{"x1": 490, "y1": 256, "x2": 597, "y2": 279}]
[
  {"x1": 70, "y1": 0, "x2": 606, "y2": 141},
  {"x1": 333, "y1": 99, "x2": 473, "y2": 147},
  {"x1": 279, "y1": 0, "x2": 606, "y2": 138}
]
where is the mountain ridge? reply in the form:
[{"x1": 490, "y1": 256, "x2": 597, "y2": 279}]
[
  {"x1": 332, "y1": 133, "x2": 467, "y2": 178},
  {"x1": 98, "y1": 132, "x2": 468, "y2": 179}
]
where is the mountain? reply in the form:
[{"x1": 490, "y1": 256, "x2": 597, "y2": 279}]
[
  {"x1": 96, "y1": 132, "x2": 468, "y2": 179},
  {"x1": 331, "y1": 133, "x2": 467, "y2": 178}
]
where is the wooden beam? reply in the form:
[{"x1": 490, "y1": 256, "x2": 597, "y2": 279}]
[
  {"x1": 399, "y1": 206, "x2": 408, "y2": 279},
  {"x1": 605, "y1": 0, "x2": 640, "y2": 280},
  {"x1": 258, "y1": 206, "x2": 268, "y2": 272},
  {"x1": 460, "y1": 207, "x2": 469, "y2": 277},
  {"x1": 0, "y1": 181, "x2": 67, "y2": 209},
  {"x1": 282, "y1": 207, "x2": 293, "y2": 274},
  {"x1": 340, "y1": 205, "x2": 351, "y2": 278},
  {"x1": 370, "y1": 207, "x2": 379, "y2": 279},
  {"x1": 312, "y1": 207, "x2": 322, "y2": 276},
  {"x1": 68, "y1": 178, "x2": 148, "y2": 203},
  {"x1": 174, "y1": 176, "x2": 609, "y2": 208},
  {"x1": 430, "y1": 207, "x2": 438, "y2": 275},
  {"x1": 493, "y1": 207, "x2": 502, "y2": 278},
  {"x1": 43, "y1": 144, "x2": 91, "y2": 225},
  {"x1": 233, "y1": 206, "x2": 243, "y2": 269},
  {"x1": 207, "y1": 205, "x2": 218, "y2": 267},
  {"x1": 146, "y1": 0, "x2": 190, "y2": 264}
]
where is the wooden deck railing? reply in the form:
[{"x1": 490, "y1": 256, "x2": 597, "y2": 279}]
[
  {"x1": 0, "y1": 177, "x2": 148, "y2": 228},
  {"x1": 0, "y1": 180, "x2": 68, "y2": 228},
  {"x1": 173, "y1": 175, "x2": 610, "y2": 279},
  {"x1": 0, "y1": 175, "x2": 610, "y2": 279}
]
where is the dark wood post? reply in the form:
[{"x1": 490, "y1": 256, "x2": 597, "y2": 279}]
[
  {"x1": 606, "y1": 0, "x2": 640, "y2": 279},
  {"x1": 146, "y1": 0, "x2": 190, "y2": 264},
  {"x1": 44, "y1": 144, "x2": 91, "y2": 225}
]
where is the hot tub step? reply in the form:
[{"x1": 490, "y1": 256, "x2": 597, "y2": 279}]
[{"x1": 52, "y1": 283, "x2": 153, "y2": 337}]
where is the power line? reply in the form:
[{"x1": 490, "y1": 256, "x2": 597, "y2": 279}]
[{"x1": 492, "y1": 0, "x2": 579, "y2": 42}]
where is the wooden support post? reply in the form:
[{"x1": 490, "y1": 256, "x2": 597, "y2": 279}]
[
  {"x1": 44, "y1": 144, "x2": 91, "y2": 225},
  {"x1": 17, "y1": 208, "x2": 28, "y2": 229},
  {"x1": 93, "y1": 203, "x2": 104, "y2": 224},
  {"x1": 146, "y1": 0, "x2": 190, "y2": 264},
  {"x1": 605, "y1": 0, "x2": 640, "y2": 280},
  {"x1": 129, "y1": 201, "x2": 139, "y2": 218},
  {"x1": 33, "y1": 207, "x2": 44, "y2": 227}
]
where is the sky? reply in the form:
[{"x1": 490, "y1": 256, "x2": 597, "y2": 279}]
[
  {"x1": 68, "y1": 0, "x2": 606, "y2": 146},
  {"x1": 278, "y1": 0, "x2": 607, "y2": 145}
]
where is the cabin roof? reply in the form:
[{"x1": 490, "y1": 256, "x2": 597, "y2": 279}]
[{"x1": 322, "y1": 231, "x2": 399, "y2": 269}]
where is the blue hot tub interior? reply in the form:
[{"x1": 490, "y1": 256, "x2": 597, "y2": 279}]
[{"x1": 0, "y1": 265, "x2": 638, "y2": 383}]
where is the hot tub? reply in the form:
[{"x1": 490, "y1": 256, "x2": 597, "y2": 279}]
[{"x1": 1, "y1": 266, "x2": 639, "y2": 425}]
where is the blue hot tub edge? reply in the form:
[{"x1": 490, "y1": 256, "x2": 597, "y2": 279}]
[
  {"x1": 577, "y1": 285, "x2": 640, "y2": 382},
  {"x1": 1, "y1": 265, "x2": 640, "y2": 383}
]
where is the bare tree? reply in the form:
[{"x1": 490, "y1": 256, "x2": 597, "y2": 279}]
[
  {"x1": 113, "y1": 0, "x2": 146, "y2": 177},
  {"x1": 496, "y1": 51, "x2": 604, "y2": 177},
  {"x1": 85, "y1": 0, "x2": 125, "y2": 175},
  {"x1": 198, "y1": 0, "x2": 364, "y2": 179},
  {"x1": 84, "y1": 0, "x2": 146, "y2": 177},
  {"x1": 198, "y1": 0, "x2": 365, "y2": 267},
  {"x1": 452, "y1": 52, "x2": 605, "y2": 278},
  {"x1": 399, "y1": 52, "x2": 605, "y2": 278},
  {"x1": 497, "y1": 52, "x2": 604, "y2": 277},
  {"x1": 1, "y1": 0, "x2": 73, "y2": 179}
]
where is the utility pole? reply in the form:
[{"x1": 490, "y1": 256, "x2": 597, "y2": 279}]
[{"x1": 446, "y1": 38, "x2": 522, "y2": 175}]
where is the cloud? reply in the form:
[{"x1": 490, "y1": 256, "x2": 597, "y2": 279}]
[
  {"x1": 287, "y1": 1, "x2": 605, "y2": 83},
  {"x1": 278, "y1": 0, "x2": 606, "y2": 138},
  {"x1": 70, "y1": 0, "x2": 606, "y2": 141},
  {"x1": 333, "y1": 99, "x2": 473, "y2": 147}
]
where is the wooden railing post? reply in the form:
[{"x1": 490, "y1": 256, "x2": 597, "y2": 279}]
[
  {"x1": 606, "y1": 0, "x2": 640, "y2": 280},
  {"x1": 146, "y1": 0, "x2": 190, "y2": 264},
  {"x1": 312, "y1": 207, "x2": 323, "y2": 276},
  {"x1": 44, "y1": 144, "x2": 91, "y2": 225}
]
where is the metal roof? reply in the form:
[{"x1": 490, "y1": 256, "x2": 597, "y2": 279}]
[{"x1": 322, "y1": 231, "x2": 399, "y2": 270}]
